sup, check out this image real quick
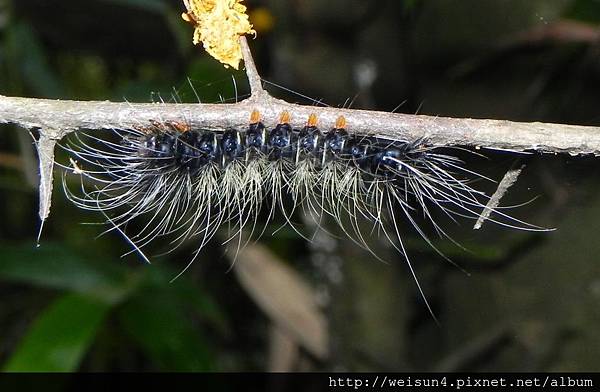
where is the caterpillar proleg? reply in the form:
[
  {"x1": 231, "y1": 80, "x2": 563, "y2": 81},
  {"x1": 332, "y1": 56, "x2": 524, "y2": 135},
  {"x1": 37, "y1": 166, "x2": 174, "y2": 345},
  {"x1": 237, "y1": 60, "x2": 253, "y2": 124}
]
[{"x1": 59, "y1": 108, "x2": 546, "y2": 318}]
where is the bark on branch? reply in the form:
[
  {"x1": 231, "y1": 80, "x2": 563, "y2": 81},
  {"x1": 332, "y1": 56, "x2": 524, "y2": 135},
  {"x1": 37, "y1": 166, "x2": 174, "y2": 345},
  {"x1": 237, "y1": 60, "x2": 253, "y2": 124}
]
[{"x1": 2, "y1": 92, "x2": 599, "y2": 155}]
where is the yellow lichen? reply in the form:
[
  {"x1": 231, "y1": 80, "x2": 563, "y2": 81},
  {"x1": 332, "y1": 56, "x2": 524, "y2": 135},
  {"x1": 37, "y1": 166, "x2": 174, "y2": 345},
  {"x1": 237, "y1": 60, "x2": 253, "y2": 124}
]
[{"x1": 182, "y1": 0, "x2": 256, "y2": 69}]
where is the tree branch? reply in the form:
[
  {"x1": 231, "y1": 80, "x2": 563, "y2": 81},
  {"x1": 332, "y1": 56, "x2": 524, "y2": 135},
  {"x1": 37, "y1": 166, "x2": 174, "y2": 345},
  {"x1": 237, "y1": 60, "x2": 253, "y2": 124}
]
[
  {"x1": 1, "y1": 36, "x2": 599, "y2": 230},
  {"x1": 3, "y1": 95, "x2": 600, "y2": 154}
]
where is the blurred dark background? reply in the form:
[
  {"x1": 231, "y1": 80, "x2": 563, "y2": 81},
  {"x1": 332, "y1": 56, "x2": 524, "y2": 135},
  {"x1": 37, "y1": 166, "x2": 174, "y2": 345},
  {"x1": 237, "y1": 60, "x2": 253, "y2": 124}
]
[{"x1": 0, "y1": 0, "x2": 599, "y2": 372}]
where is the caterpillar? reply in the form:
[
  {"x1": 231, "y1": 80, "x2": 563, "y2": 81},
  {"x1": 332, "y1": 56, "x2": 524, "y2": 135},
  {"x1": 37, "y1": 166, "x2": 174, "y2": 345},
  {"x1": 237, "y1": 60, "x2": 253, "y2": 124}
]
[{"x1": 59, "y1": 108, "x2": 545, "y2": 318}]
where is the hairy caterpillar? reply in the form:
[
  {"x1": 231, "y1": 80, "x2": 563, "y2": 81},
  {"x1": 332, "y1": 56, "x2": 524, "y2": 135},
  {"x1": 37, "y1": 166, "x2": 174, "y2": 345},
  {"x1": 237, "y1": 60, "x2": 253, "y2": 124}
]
[{"x1": 59, "y1": 108, "x2": 545, "y2": 318}]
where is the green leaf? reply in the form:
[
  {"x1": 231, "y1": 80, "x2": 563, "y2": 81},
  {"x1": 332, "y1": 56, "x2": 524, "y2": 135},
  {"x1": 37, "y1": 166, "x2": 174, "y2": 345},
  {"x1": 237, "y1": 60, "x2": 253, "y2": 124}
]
[
  {"x1": 168, "y1": 280, "x2": 230, "y2": 334},
  {"x1": 0, "y1": 243, "x2": 132, "y2": 304},
  {"x1": 118, "y1": 288, "x2": 215, "y2": 371},
  {"x1": 3, "y1": 293, "x2": 111, "y2": 372},
  {"x1": 0, "y1": 242, "x2": 227, "y2": 331},
  {"x1": 140, "y1": 267, "x2": 229, "y2": 334}
]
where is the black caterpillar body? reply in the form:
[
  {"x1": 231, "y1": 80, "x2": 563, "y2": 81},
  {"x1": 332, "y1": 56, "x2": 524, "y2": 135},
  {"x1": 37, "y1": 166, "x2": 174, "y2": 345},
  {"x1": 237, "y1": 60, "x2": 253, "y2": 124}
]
[{"x1": 131, "y1": 112, "x2": 424, "y2": 183}]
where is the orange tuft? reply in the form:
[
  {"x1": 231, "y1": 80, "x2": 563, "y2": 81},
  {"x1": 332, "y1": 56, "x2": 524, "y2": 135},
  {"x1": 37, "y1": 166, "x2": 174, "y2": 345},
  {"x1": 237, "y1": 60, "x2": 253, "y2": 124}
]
[
  {"x1": 307, "y1": 113, "x2": 318, "y2": 127},
  {"x1": 167, "y1": 120, "x2": 191, "y2": 133},
  {"x1": 335, "y1": 115, "x2": 347, "y2": 129},
  {"x1": 250, "y1": 109, "x2": 261, "y2": 124},
  {"x1": 279, "y1": 111, "x2": 291, "y2": 124}
]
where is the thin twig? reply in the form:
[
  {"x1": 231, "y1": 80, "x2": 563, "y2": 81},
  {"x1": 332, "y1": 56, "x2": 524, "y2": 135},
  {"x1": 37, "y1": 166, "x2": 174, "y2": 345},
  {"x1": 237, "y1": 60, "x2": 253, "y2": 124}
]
[
  {"x1": 474, "y1": 164, "x2": 526, "y2": 230},
  {"x1": 239, "y1": 36, "x2": 268, "y2": 99},
  {"x1": 34, "y1": 134, "x2": 56, "y2": 243}
]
